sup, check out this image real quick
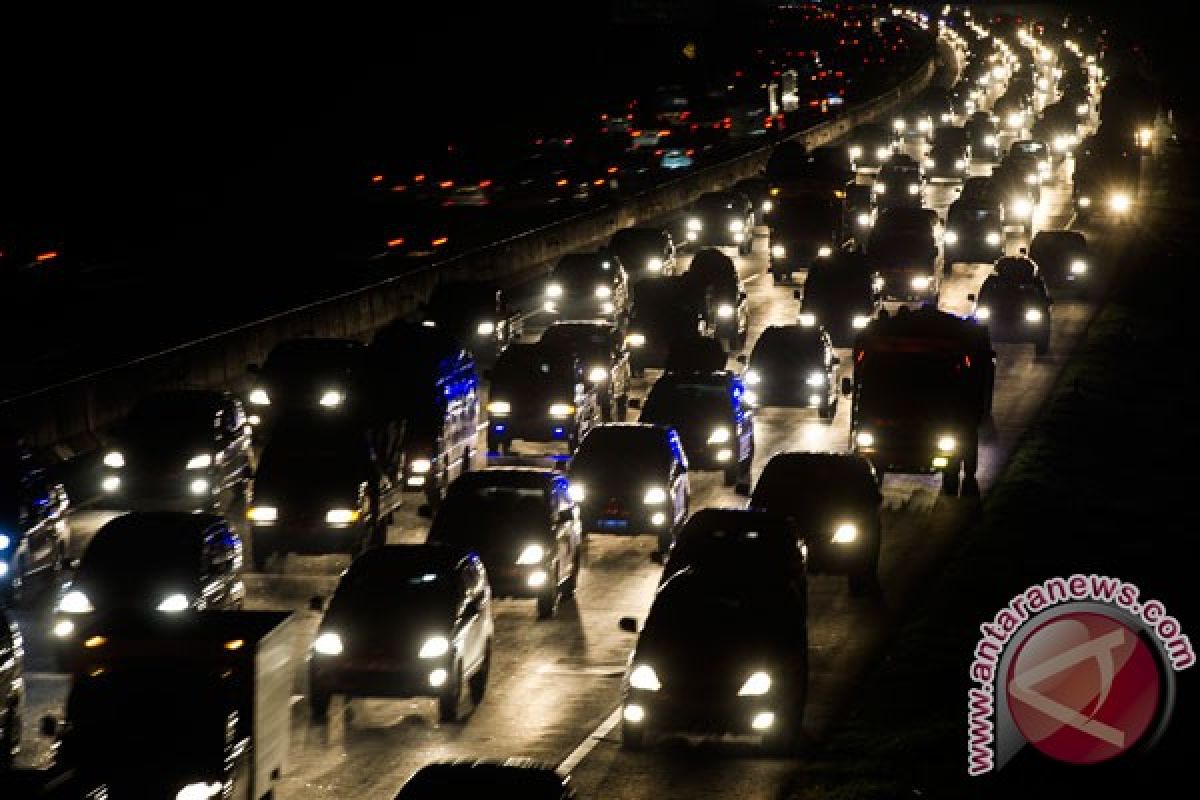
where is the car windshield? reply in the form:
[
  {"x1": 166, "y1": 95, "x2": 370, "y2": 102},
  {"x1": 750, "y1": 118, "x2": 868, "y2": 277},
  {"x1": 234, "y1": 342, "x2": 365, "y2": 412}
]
[
  {"x1": 754, "y1": 459, "x2": 877, "y2": 507},
  {"x1": 263, "y1": 341, "x2": 362, "y2": 378},
  {"x1": 752, "y1": 329, "x2": 824, "y2": 363},
  {"x1": 257, "y1": 431, "x2": 371, "y2": 481},
  {"x1": 772, "y1": 200, "x2": 838, "y2": 234},
  {"x1": 553, "y1": 254, "x2": 612, "y2": 285},
  {"x1": 431, "y1": 488, "x2": 548, "y2": 543},
  {"x1": 611, "y1": 229, "x2": 661, "y2": 253},
  {"x1": 646, "y1": 577, "x2": 793, "y2": 638},
  {"x1": 541, "y1": 326, "x2": 609, "y2": 361},
  {"x1": 336, "y1": 562, "x2": 457, "y2": 612},
  {"x1": 695, "y1": 194, "x2": 740, "y2": 213},
  {"x1": 641, "y1": 382, "x2": 729, "y2": 420},
  {"x1": 857, "y1": 352, "x2": 967, "y2": 419},
  {"x1": 427, "y1": 284, "x2": 495, "y2": 318},
  {"x1": 492, "y1": 350, "x2": 574, "y2": 398},
  {"x1": 78, "y1": 530, "x2": 200, "y2": 584},
  {"x1": 125, "y1": 394, "x2": 216, "y2": 440},
  {"x1": 573, "y1": 428, "x2": 667, "y2": 472}
]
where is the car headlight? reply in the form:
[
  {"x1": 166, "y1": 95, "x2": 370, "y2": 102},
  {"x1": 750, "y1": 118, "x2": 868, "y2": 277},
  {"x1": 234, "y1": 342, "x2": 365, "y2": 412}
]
[
  {"x1": 738, "y1": 671, "x2": 771, "y2": 696},
  {"x1": 856, "y1": 212, "x2": 871, "y2": 227},
  {"x1": 325, "y1": 509, "x2": 361, "y2": 525},
  {"x1": 319, "y1": 390, "x2": 344, "y2": 408},
  {"x1": 1006, "y1": 112, "x2": 1023, "y2": 128},
  {"x1": 874, "y1": 182, "x2": 886, "y2": 194},
  {"x1": 975, "y1": 306, "x2": 991, "y2": 320},
  {"x1": 771, "y1": 244, "x2": 786, "y2": 258},
  {"x1": 595, "y1": 285, "x2": 613, "y2": 299},
  {"x1": 1078, "y1": 195, "x2": 1092, "y2": 208},
  {"x1": 892, "y1": 118, "x2": 906, "y2": 132},
  {"x1": 59, "y1": 589, "x2": 94, "y2": 614},
  {"x1": 984, "y1": 134, "x2": 997, "y2": 146},
  {"x1": 1076, "y1": 102, "x2": 1089, "y2": 115},
  {"x1": 910, "y1": 275, "x2": 932, "y2": 290},
  {"x1": 103, "y1": 451, "x2": 125, "y2": 469},
  {"x1": 918, "y1": 118, "x2": 932, "y2": 131},
  {"x1": 832, "y1": 523, "x2": 858, "y2": 544},
  {"x1": 875, "y1": 146, "x2": 891, "y2": 161},
  {"x1": 567, "y1": 482, "x2": 586, "y2": 503},
  {"x1": 1024, "y1": 173, "x2": 1039, "y2": 185},
  {"x1": 186, "y1": 454, "x2": 212, "y2": 470},
  {"x1": 707, "y1": 427, "x2": 731, "y2": 445},
  {"x1": 1053, "y1": 135, "x2": 1070, "y2": 152},
  {"x1": 1109, "y1": 192, "x2": 1131, "y2": 213},
  {"x1": 717, "y1": 303, "x2": 734, "y2": 319},
  {"x1": 476, "y1": 321, "x2": 496, "y2": 336},
  {"x1": 157, "y1": 593, "x2": 189, "y2": 613},
  {"x1": 189, "y1": 478, "x2": 209, "y2": 495},
  {"x1": 248, "y1": 388, "x2": 270, "y2": 406},
  {"x1": 1070, "y1": 259, "x2": 1087, "y2": 274},
  {"x1": 955, "y1": 158, "x2": 967, "y2": 169},
  {"x1": 629, "y1": 664, "x2": 661, "y2": 691},
  {"x1": 643, "y1": 487, "x2": 667, "y2": 505},
  {"x1": 809, "y1": 371, "x2": 829, "y2": 387},
  {"x1": 647, "y1": 257, "x2": 663, "y2": 272},
  {"x1": 313, "y1": 631, "x2": 344, "y2": 656},
  {"x1": 1011, "y1": 197, "x2": 1032, "y2": 217},
  {"x1": 0, "y1": 534, "x2": 9, "y2": 550},
  {"x1": 744, "y1": 369, "x2": 761, "y2": 386},
  {"x1": 848, "y1": 145, "x2": 863, "y2": 160},
  {"x1": 852, "y1": 314, "x2": 871, "y2": 329},
  {"x1": 924, "y1": 157, "x2": 935, "y2": 168},
  {"x1": 246, "y1": 505, "x2": 278, "y2": 523},
  {"x1": 517, "y1": 544, "x2": 545, "y2": 565},
  {"x1": 761, "y1": 200, "x2": 773, "y2": 213},
  {"x1": 588, "y1": 366, "x2": 608, "y2": 383},
  {"x1": 985, "y1": 231, "x2": 1002, "y2": 246},
  {"x1": 410, "y1": 458, "x2": 432, "y2": 474},
  {"x1": 626, "y1": 332, "x2": 645, "y2": 347},
  {"x1": 855, "y1": 431, "x2": 875, "y2": 447},
  {"x1": 176, "y1": 782, "x2": 224, "y2": 800},
  {"x1": 687, "y1": 217, "x2": 703, "y2": 231},
  {"x1": 487, "y1": 400, "x2": 511, "y2": 415},
  {"x1": 548, "y1": 403, "x2": 576, "y2": 418},
  {"x1": 944, "y1": 229, "x2": 958, "y2": 244},
  {"x1": 1025, "y1": 308, "x2": 1044, "y2": 323},
  {"x1": 546, "y1": 283, "x2": 564, "y2": 298},
  {"x1": 937, "y1": 435, "x2": 957, "y2": 452},
  {"x1": 798, "y1": 312, "x2": 816, "y2": 327},
  {"x1": 817, "y1": 245, "x2": 833, "y2": 258},
  {"x1": 728, "y1": 218, "x2": 745, "y2": 233},
  {"x1": 907, "y1": 183, "x2": 920, "y2": 195},
  {"x1": 419, "y1": 635, "x2": 450, "y2": 659}
]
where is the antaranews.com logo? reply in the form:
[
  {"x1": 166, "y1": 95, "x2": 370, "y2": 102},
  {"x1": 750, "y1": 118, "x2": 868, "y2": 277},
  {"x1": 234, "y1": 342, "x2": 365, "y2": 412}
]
[{"x1": 967, "y1": 574, "x2": 1194, "y2": 775}]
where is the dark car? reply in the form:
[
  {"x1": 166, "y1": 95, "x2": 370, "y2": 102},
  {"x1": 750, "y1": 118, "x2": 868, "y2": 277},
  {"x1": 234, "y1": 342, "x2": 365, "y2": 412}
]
[
  {"x1": 421, "y1": 280, "x2": 522, "y2": 368},
  {"x1": 867, "y1": 210, "x2": 940, "y2": 304},
  {"x1": 539, "y1": 320, "x2": 632, "y2": 421},
  {"x1": 843, "y1": 182, "x2": 876, "y2": 239},
  {"x1": 625, "y1": 277, "x2": 709, "y2": 376},
  {"x1": 618, "y1": 565, "x2": 808, "y2": 751},
  {"x1": 945, "y1": 191, "x2": 1005, "y2": 269},
  {"x1": 395, "y1": 760, "x2": 575, "y2": 799},
  {"x1": 427, "y1": 468, "x2": 581, "y2": 618},
  {"x1": 99, "y1": 390, "x2": 253, "y2": 514},
  {"x1": 1029, "y1": 229, "x2": 1091, "y2": 294},
  {"x1": 732, "y1": 176, "x2": 773, "y2": 224},
  {"x1": 636, "y1": 371, "x2": 754, "y2": 487},
  {"x1": 659, "y1": 508, "x2": 803, "y2": 584},
  {"x1": 370, "y1": 320, "x2": 481, "y2": 506},
  {"x1": 924, "y1": 141, "x2": 969, "y2": 182},
  {"x1": 246, "y1": 338, "x2": 368, "y2": 428},
  {"x1": 846, "y1": 123, "x2": 893, "y2": 171},
  {"x1": 767, "y1": 194, "x2": 842, "y2": 284},
  {"x1": 970, "y1": 255, "x2": 1054, "y2": 354},
  {"x1": 743, "y1": 325, "x2": 839, "y2": 417},
  {"x1": 486, "y1": 343, "x2": 601, "y2": 457},
  {"x1": 247, "y1": 415, "x2": 403, "y2": 569},
  {"x1": 686, "y1": 248, "x2": 748, "y2": 349},
  {"x1": 891, "y1": 103, "x2": 933, "y2": 142},
  {"x1": 0, "y1": 609, "x2": 22, "y2": 768},
  {"x1": 308, "y1": 544, "x2": 494, "y2": 724},
  {"x1": 663, "y1": 333, "x2": 726, "y2": 374},
  {"x1": 543, "y1": 251, "x2": 631, "y2": 322},
  {"x1": 51, "y1": 513, "x2": 244, "y2": 657},
  {"x1": 568, "y1": 424, "x2": 690, "y2": 555},
  {"x1": 748, "y1": 452, "x2": 883, "y2": 595},
  {"x1": 965, "y1": 111, "x2": 1000, "y2": 161},
  {"x1": 794, "y1": 251, "x2": 882, "y2": 346},
  {"x1": 989, "y1": 160, "x2": 1037, "y2": 229},
  {"x1": 685, "y1": 191, "x2": 755, "y2": 254},
  {"x1": 1, "y1": 441, "x2": 70, "y2": 606},
  {"x1": 873, "y1": 155, "x2": 924, "y2": 210},
  {"x1": 609, "y1": 227, "x2": 678, "y2": 281}
]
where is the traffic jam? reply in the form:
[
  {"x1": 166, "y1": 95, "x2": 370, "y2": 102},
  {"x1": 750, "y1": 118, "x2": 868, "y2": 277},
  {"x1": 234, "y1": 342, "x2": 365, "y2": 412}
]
[{"x1": 0, "y1": 5, "x2": 1159, "y2": 799}]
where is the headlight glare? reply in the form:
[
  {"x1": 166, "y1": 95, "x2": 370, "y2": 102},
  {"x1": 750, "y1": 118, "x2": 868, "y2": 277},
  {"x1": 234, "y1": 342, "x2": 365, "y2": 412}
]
[
  {"x1": 186, "y1": 454, "x2": 212, "y2": 470},
  {"x1": 517, "y1": 544, "x2": 545, "y2": 565},
  {"x1": 643, "y1": 487, "x2": 667, "y2": 505},
  {"x1": 157, "y1": 593, "x2": 189, "y2": 613},
  {"x1": 59, "y1": 589, "x2": 94, "y2": 614},
  {"x1": 629, "y1": 664, "x2": 661, "y2": 691},
  {"x1": 103, "y1": 451, "x2": 125, "y2": 469},
  {"x1": 248, "y1": 388, "x2": 270, "y2": 406},
  {"x1": 325, "y1": 509, "x2": 360, "y2": 525},
  {"x1": 313, "y1": 632, "x2": 344, "y2": 656},
  {"x1": 419, "y1": 636, "x2": 450, "y2": 659},
  {"x1": 707, "y1": 427, "x2": 731, "y2": 445},
  {"x1": 832, "y1": 523, "x2": 858, "y2": 543},
  {"x1": 738, "y1": 671, "x2": 771, "y2": 696},
  {"x1": 246, "y1": 506, "x2": 278, "y2": 523}
]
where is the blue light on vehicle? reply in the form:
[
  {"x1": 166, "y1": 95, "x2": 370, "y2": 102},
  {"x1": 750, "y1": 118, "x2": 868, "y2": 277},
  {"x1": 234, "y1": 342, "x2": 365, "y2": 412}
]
[
  {"x1": 552, "y1": 427, "x2": 566, "y2": 438},
  {"x1": 494, "y1": 424, "x2": 506, "y2": 432}
]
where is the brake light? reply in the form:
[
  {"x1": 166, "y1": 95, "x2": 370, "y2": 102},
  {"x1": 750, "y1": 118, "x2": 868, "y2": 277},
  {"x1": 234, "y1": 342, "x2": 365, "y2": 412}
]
[
  {"x1": 414, "y1": 173, "x2": 426, "y2": 182},
  {"x1": 607, "y1": 165, "x2": 619, "y2": 174},
  {"x1": 432, "y1": 237, "x2": 449, "y2": 247},
  {"x1": 593, "y1": 178, "x2": 605, "y2": 186},
  {"x1": 36, "y1": 251, "x2": 59, "y2": 262},
  {"x1": 438, "y1": 180, "x2": 453, "y2": 189},
  {"x1": 387, "y1": 237, "x2": 406, "y2": 248},
  {"x1": 371, "y1": 174, "x2": 384, "y2": 184},
  {"x1": 556, "y1": 178, "x2": 569, "y2": 187},
  {"x1": 478, "y1": 179, "x2": 492, "y2": 188}
]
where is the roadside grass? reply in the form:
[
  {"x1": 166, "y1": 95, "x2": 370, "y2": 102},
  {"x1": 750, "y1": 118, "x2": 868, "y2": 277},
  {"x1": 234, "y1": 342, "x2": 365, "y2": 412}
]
[{"x1": 786, "y1": 154, "x2": 1200, "y2": 798}]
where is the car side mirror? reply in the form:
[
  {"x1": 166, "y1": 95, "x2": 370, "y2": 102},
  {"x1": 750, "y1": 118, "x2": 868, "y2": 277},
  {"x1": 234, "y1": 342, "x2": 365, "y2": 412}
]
[
  {"x1": 841, "y1": 376, "x2": 854, "y2": 396},
  {"x1": 628, "y1": 397, "x2": 642, "y2": 410},
  {"x1": 247, "y1": 363, "x2": 261, "y2": 376},
  {"x1": 736, "y1": 354, "x2": 748, "y2": 365},
  {"x1": 967, "y1": 293, "x2": 976, "y2": 302},
  {"x1": 793, "y1": 289, "x2": 802, "y2": 300},
  {"x1": 308, "y1": 596, "x2": 325, "y2": 612},
  {"x1": 619, "y1": 617, "x2": 639, "y2": 634}
]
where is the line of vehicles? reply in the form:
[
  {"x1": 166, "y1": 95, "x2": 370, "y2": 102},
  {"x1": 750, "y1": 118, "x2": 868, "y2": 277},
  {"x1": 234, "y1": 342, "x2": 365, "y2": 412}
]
[{"x1": 0, "y1": 6, "x2": 1142, "y2": 797}]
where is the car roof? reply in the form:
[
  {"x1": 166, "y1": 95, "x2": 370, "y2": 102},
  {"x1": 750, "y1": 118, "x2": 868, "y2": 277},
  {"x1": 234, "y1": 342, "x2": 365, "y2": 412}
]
[
  {"x1": 91, "y1": 512, "x2": 225, "y2": 547},
  {"x1": 398, "y1": 760, "x2": 570, "y2": 797},
  {"x1": 450, "y1": 467, "x2": 558, "y2": 490},
  {"x1": 347, "y1": 543, "x2": 466, "y2": 577}
]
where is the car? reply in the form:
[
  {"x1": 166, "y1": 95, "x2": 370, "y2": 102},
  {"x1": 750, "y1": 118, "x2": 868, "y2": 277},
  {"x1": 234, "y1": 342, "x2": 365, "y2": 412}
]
[
  {"x1": 0, "y1": 608, "x2": 22, "y2": 769},
  {"x1": 543, "y1": 251, "x2": 631, "y2": 322},
  {"x1": 867, "y1": 209, "x2": 941, "y2": 303},
  {"x1": 732, "y1": 176, "x2": 774, "y2": 223},
  {"x1": 924, "y1": 140, "x2": 970, "y2": 182},
  {"x1": 945, "y1": 190, "x2": 1005, "y2": 269},
  {"x1": 965, "y1": 111, "x2": 1000, "y2": 161},
  {"x1": 659, "y1": 147, "x2": 695, "y2": 170},
  {"x1": 1028, "y1": 230, "x2": 1091, "y2": 294},
  {"x1": 427, "y1": 468, "x2": 581, "y2": 619},
  {"x1": 663, "y1": 333, "x2": 726, "y2": 374},
  {"x1": 989, "y1": 160, "x2": 1038, "y2": 230},
  {"x1": 793, "y1": 251, "x2": 882, "y2": 347},
  {"x1": 970, "y1": 254, "x2": 1054, "y2": 355},
  {"x1": 245, "y1": 338, "x2": 369, "y2": 428},
  {"x1": 766, "y1": 194, "x2": 842, "y2": 284},
  {"x1": 685, "y1": 249, "x2": 749, "y2": 349},
  {"x1": 247, "y1": 415, "x2": 403, "y2": 569},
  {"x1": 618, "y1": 563, "x2": 808, "y2": 752},
  {"x1": 684, "y1": 191, "x2": 755, "y2": 254},
  {"x1": 51, "y1": 512, "x2": 244, "y2": 657},
  {"x1": 891, "y1": 104, "x2": 933, "y2": 142},
  {"x1": 1, "y1": 437, "x2": 70, "y2": 606},
  {"x1": 635, "y1": 371, "x2": 754, "y2": 487},
  {"x1": 658, "y1": 508, "x2": 803, "y2": 584},
  {"x1": 370, "y1": 320, "x2": 481, "y2": 507},
  {"x1": 742, "y1": 325, "x2": 839, "y2": 417},
  {"x1": 567, "y1": 424, "x2": 690, "y2": 555},
  {"x1": 843, "y1": 182, "x2": 876, "y2": 239},
  {"x1": 608, "y1": 226, "x2": 678, "y2": 281},
  {"x1": 308, "y1": 544, "x2": 494, "y2": 724},
  {"x1": 873, "y1": 155, "x2": 924, "y2": 210},
  {"x1": 625, "y1": 276, "x2": 710, "y2": 376},
  {"x1": 846, "y1": 123, "x2": 894, "y2": 171},
  {"x1": 485, "y1": 343, "x2": 601, "y2": 457},
  {"x1": 539, "y1": 320, "x2": 632, "y2": 421},
  {"x1": 420, "y1": 280, "x2": 522, "y2": 368},
  {"x1": 395, "y1": 760, "x2": 576, "y2": 799},
  {"x1": 748, "y1": 452, "x2": 883, "y2": 595},
  {"x1": 1004, "y1": 139, "x2": 1051, "y2": 194},
  {"x1": 99, "y1": 389, "x2": 253, "y2": 514}
]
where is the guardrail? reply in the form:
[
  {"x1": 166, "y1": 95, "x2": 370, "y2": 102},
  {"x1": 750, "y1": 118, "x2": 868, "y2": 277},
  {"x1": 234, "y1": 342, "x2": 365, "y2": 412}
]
[{"x1": 3, "y1": 46, "x2": 939, "y2": 454}]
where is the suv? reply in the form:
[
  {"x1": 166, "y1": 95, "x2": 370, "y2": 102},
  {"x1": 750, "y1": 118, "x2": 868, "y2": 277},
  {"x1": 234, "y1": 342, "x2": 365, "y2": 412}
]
[
  {"x1": 742, "y1": 326, "x2": 839, "y2": 418},
  {"x1": 486, "y1": 343, "x2": 601, "y2": 457},
  {"x1": 539, "y1": 321, "x2": 632, "y2": 421}
]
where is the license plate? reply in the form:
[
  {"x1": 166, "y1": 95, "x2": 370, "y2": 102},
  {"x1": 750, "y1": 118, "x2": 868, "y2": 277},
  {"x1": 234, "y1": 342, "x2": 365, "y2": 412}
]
[{"x1": 598, "y1": 518, "x2": 630, "y2": 531}]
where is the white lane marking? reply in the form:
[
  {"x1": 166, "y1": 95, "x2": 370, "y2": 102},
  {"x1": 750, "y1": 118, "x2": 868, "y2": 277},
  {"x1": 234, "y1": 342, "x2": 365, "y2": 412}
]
[
  {"x1": 24, "y1": 672, "x2": 70, "y2": 682},
  {"x1": 559, "y1": 707, "x2": 622, "y2": 775},
  {"x1": 537, "y1": 664, "x2": 626, "y2": 676}
]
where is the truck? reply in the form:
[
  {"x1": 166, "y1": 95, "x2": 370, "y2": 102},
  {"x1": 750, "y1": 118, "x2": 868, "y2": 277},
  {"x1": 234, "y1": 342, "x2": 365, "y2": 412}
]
[
  {"x1": 42, "y1": 611, "x2": 294, "y2": 800},
  {"x1": 841, "y1": 307, "x2": 995, "y2": 496}
]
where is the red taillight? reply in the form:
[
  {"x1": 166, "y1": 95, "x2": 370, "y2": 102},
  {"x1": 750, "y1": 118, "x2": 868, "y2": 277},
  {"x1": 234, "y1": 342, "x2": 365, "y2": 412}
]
[
  {"x1": 593, "y1": 178, "x2": 605, "y2": 186},
  {"x1": 370, "y1": 174, "x2": 384, "y2": 184},
  {"x1": 387, "y1": 237, "x2": 405, "y2": 248},
  {"x1": 478, "y1": 179, "x2": 492, "y2": 188},
  {"x1": 391, "y1": 184, "x2": 408, "y2": 192},
  {"x1": 686, "y1": 149, "x2": 695, "y2": 156},
  {"x1": 658, "y1": 129, "x2": 670, "y2": 137},
  {"x1": 414, "y1": 173, "x2": 426, "y2": 182},
  {"x1": 630, "y1": 130, "x2": 642, "y2": 137},
  {"x1": 439, "y1": 180, "x2": 453, "y2": 189},
  {"x1": 432, "y1": 236, "x2": 449, "y2": 247},
  {"x1": 606, "y1": 165, "x2": 618, "y2": 174},
  {"x1": 36, "y1": 251, "x2": 58, "y2": 262},
  {"x1": 556, "y1": 178, "x2": 569, "y2": 187}
]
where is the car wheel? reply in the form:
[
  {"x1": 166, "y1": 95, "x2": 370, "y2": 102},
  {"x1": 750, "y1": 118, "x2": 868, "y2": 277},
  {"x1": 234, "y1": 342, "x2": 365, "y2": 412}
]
[
  {"x1": 561, "y1": 549, "x2": 581, "y2": 598},
  {"x1": 1035, "y1": 335, "x2": 1050, "y2": 356},
  {"x1": 438, "y1": 661, "x2": 464, "y2": 723},
  {"x1": 941, "y1": 466, "x2": 961, "y2": 496},
  {"x1": 537, "y1": 565, "x2": 560, "y2": 619},
  {"x1": 723, "y1": 464, "x2": 738, "y2": 487},
  {"x1": 468, "y1": 643, "x2": 491, "y2": 705},
  {"x1": 621, "y1": 721, "x2": 645, "y2": 751},
  {"x1": 310, "y1": 688, "x2": 332, "y2": 725},
  {"x1": 617, "y1": 394, "x2": 629, "y2": 421}
]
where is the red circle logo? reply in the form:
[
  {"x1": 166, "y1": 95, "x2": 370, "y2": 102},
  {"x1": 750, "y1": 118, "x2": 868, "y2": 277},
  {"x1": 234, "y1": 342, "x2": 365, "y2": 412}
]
[{"x1": 1006, "y1": 611, "x2": 1162, "y2": 764}]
